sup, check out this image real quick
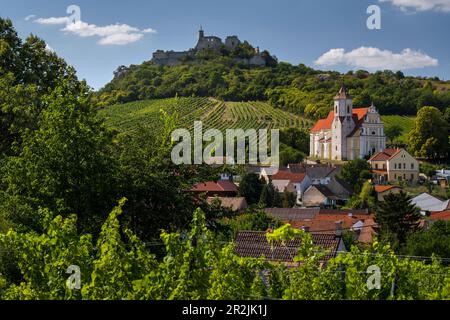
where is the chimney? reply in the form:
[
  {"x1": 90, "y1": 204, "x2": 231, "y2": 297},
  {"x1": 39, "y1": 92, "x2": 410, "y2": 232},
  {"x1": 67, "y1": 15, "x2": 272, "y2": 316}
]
[{"x1": 335, "y1": 221, "x2": 343, "y2": 237}]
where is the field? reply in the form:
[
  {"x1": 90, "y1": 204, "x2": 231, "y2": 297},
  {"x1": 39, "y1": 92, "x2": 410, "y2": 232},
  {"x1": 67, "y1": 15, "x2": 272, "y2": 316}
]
[
  {"x1": 381, "y1": 115, "x2": 416, "y2": 143},
  {"x1": 99, "y1": 97, "x2": 313, "y2": 137}
]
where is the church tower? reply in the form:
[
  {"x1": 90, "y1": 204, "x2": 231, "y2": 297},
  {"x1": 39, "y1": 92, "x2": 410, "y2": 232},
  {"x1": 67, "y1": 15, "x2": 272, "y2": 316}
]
[
  {"x1": 331, "y1": 85, "x2": 355, "y2": 160},
  {"x1": 199, "y1": 26, "x2": 204, "y2": 40}
]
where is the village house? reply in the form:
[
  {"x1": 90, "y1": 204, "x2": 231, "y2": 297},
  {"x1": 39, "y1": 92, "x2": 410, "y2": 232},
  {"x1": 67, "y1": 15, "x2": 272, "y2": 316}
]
[
  {"x1": 260, "y1": 169, "x2": 311, "y2": 205},
  {"x1": 190, "y1": 180, "x2": 238, "y2": 197},
  {"x1": 411, "y1": 193, "x2": 450, "y2": 214},
  {"x1": 235, "y1": 230, "x2": 345, "y2": 266},
  {"x1": 374, "y1": 185, "x2": 403, "y2": 202},
  {"x1": 369, "y1": 148, "x2": 420, "y2": 183},
  {"x1": 206, "y1": 197, "x2": 248, "y2": 212}
]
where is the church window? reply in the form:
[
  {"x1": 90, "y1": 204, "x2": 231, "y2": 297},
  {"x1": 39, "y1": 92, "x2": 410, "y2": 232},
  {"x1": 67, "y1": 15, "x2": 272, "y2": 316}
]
[
  {"x1": 411, "y1": 163, "x2": 414, "y2": 170},
  {"x1": 347, "y1": 106, "x2": 350, "y2": 114}
]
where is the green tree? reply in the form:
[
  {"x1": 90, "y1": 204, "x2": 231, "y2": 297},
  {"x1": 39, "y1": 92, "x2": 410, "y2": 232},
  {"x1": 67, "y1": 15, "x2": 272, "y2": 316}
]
[
  {"x1": 385, "y1": 124, "x2": 403, "y2": 145},
  {"x1": 375, "y1": 191, "x2": 422, "y2": 247},
  {"x1": 338, "y1": 159, "x2": 372, "y2": 194},
  {"x1": 408, "y1": 106, "x2": 449, "y2": 160},
  {"x1": 238, "y1": 173, "x2": 264, "y2": 205},
  {"x1": 403, "y1": 220, "x2": 450, "y2": 259}
]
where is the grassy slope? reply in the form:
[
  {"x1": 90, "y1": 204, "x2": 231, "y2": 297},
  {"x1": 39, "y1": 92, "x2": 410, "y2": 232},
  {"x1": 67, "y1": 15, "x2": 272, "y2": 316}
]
[{"x1": 381, "y1": 115, "x2": 416, "y2": 143}]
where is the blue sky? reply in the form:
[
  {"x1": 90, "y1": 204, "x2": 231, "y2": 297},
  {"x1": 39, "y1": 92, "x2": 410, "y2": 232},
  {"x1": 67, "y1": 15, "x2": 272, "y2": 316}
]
[{"x1": 1, "y1": 0, "x2": 449, "y2": 89}]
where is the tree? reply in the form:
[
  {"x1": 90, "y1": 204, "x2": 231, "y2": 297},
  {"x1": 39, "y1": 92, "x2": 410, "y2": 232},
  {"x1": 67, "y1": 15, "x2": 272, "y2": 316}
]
[
  {"x1": 385, "y1": 124, "x2": 403, "y2": 145},
  {"x1": 338, "y1": 159, "x2": 372, "y2": 194},
  {"x1": 259, "y1": 182, "x2": 277, "y2": 208},
  {"x1": 403, "y1": 220, "x2": 450, "y2": 259},
  {"x1": 408, "y1": 106, "x2": 449, "y2": 160},
  {"x1": 1, "y1": 80, "x2": 115, "y2": 233},
  {"x1": 375, "y1": 191, "x2": 422, "y2": 247},
  {"x1": 345, "y1": 180, "x2": 376, "y2": 210},
  {"x1": 238, "y1": 173, "x2": 264, "y2": 205}
]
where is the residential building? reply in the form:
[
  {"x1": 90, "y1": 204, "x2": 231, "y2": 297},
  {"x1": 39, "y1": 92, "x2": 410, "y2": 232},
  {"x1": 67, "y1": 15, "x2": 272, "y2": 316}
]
[
  {"x1": 235, "y1": 230, "x2": 345, "y2": 266},
  {"x1": 411, "y1": 193, "x2": 450, "y2": 214},
  {"x1": 190, "y1": 180, "x2": 238, "y2": 197},
  {"x1": 206, "y1": 197, "x2": 248, "y2": 212},
  {"x1": 374, "y1": 185, "x2": 403, "y2": 202},
  {"x1": 369, "y1": 148, "x2": 419, "y2": 182}
]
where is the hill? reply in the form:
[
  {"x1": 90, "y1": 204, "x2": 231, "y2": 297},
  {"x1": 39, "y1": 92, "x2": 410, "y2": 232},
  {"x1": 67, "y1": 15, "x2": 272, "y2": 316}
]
[
  {"x1": 98, "y1": 97, "x2": 313, "y2": 137},
  {"x1": 96, "y1": 56, "x2": 450, "y2": 120}
]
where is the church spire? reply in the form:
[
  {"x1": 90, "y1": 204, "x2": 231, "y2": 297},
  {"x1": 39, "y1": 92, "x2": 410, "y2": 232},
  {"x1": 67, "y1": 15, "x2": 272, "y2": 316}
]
[{"x1": 334, "y1": 84, "x2": 351, "y2": 100}]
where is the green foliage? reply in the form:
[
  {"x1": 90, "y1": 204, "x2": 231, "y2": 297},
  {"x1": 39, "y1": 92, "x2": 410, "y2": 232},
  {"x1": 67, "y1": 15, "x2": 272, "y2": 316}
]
[
  {"x1": 345, "y1": 180, "x2": 377, "y2": 210},
  {"x1": 238, "y1": 173, "x2": 264, "y2": 205},
  {"x1": 403, "y1": 220, "x2": 450, "y2": 260},
  {"x1": 375, "y1": 191, "x2": 422, "y2": 248},
  {"x1": 385, "y1": 124, "x2": 403, "y2": 144},
  {"x1": 408, "y1": 106, "x2": 449, "y2": 160},
  {"x1": 338, "y1": 159, "x2": 372, "y2": 194}
]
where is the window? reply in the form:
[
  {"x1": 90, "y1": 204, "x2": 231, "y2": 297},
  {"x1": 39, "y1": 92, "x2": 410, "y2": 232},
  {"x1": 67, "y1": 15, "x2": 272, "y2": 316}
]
[
  {"x1": 394, "y1": 164, "x2": 397, "y2": 169},
  {"x1": 375, "y1": 164, "x2": 379, "y2": 169},
  {"x1": 347, "y1": 106, "x2": 350, "y2": 114},
  {"x1": 411, "y1": 163, "x2": 414, "y2": 170},
  {"x1": 403, "y1": 163, "x2": 406, "y2": 169},
  {"x1": 411, "y1": 174, "x2": 414, "y2": 180}
]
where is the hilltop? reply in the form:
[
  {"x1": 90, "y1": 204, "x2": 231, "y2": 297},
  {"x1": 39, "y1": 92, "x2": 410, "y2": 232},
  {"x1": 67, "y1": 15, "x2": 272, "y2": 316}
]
[{"x1": 96, "y1": 29, "x2": 450, "y2": 120}]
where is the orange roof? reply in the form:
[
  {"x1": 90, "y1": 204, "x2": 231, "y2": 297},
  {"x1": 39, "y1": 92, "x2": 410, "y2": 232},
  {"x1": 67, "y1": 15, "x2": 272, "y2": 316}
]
[
  {"x1": 311, "y1": 108, "x2": 369, "y2": 133},
  {"x1": 369, "y1": 149, "x2": 402, "y2": 161},
  {"x1": 374, "y1": 185, "x2": 402, "y2": 193},
  {"x1": 191, "y1": 180, "x2": 238, "y2": 193},
  {"x1": 430, "y1": 210, "x2": 450, "y2": 221},
  {"x1": 271, "y1": 170, "x2": 306, "y2": 183}
]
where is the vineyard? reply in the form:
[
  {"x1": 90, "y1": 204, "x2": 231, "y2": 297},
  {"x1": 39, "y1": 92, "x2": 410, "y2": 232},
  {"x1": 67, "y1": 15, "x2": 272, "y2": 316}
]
[
  {"x1": 381, "y1": 115, "x2": 416, "y2": 142},
  {"x1": 99, "y1": 97, "x2": 313, "y2": 136}
]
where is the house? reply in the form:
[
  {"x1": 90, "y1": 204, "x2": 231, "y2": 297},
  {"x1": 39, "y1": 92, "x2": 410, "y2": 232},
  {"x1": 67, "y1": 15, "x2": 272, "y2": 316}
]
[
  {"x1": 310, "y1": 85, "x2": 386, "y2": 161},
  {"x1": 235, "y1": 230, "x2": 345, "y2": 266},
  {"x1": 265, "y1": 208, "x2": 376, "y2": 243},
  {"x1": 302, "y1": 185, "x2": 343, "y2": 208},
  {"x1": 190, "y1": 180, "x2": 238, "y2": 197},
  {"x1": 411, "y1": 193, "x2": 450, "y2": 214},
  {"x1": 261, "y1": 169, "x2": 311, "y2": 204},
  {"x1": 369, "y1": 148, "x2": 419, "y2": 183},
  {"x1": 430, "y1": 210, "x2": 450, "y2": 222},
  {"x1": 436, "y1": 169, "x2": 450, "y2": 188},
  {"x1": 374, "y1": 185, "x2": 403, "y2": 202},
  {"x1": 207, "y1": 197, "x2": 248, "y2": 212}
]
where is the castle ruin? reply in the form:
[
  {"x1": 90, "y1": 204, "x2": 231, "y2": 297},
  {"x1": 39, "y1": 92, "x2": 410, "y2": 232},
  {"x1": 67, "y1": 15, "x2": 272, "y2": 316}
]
[{"x1": 152, "y1": 27, "x2": 269, "y2": 67}]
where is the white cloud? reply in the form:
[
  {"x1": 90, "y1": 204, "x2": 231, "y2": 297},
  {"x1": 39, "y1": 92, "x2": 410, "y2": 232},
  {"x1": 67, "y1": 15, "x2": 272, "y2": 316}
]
[
  {"x1": 315, "y1": 47, "x2": 438, "y2": 70},
  {"x1": 380, "y1": 0, "x2": 450, "y2": 12},
  {"x1": 35, "y1": 17, "x2": 71, "y2": 25},
  {"x1": 33, "y1": 16, "x2": 156, "y2": 45},
  {"x1": 25, "y1": 15, "x2": 36, "y2": 21}
]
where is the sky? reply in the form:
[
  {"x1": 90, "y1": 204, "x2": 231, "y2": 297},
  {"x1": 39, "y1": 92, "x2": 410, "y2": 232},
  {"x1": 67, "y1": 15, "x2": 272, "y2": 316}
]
[{"x1": 1, "y1": 0, "x2": 449, "y2": 90}]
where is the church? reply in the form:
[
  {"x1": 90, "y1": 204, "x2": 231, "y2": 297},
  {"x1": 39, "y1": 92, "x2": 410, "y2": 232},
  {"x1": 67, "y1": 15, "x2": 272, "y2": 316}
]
[{"x1": 310, "y1": 85, "x2": 386, "y2": 161}]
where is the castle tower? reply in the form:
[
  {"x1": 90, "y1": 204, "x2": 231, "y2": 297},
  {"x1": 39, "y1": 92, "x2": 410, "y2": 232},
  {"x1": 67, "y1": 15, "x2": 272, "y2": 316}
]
[{"x1": 331, "y1": 85, "x2": 355, "y2": 160}]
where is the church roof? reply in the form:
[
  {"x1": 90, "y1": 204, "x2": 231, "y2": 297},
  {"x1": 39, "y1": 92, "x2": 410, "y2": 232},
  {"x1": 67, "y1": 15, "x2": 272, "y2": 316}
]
[
  {"x1": 334, "y1": 85, "x2": 352, "y2": 100},
  {"x1": 311, "y1": 108, "x2": 369, "y2": 133}
]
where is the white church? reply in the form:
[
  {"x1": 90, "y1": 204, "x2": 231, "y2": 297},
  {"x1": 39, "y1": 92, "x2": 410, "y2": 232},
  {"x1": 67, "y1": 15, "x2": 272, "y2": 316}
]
[{"x1": 310, "y1": 85, "x2": 386, "y2": 161}]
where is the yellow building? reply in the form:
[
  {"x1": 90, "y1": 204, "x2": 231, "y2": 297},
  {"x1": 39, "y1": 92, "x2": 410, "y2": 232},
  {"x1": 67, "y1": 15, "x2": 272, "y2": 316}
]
[{"x1": 369, "y1": 148, "x2": 419, "y2": 182}]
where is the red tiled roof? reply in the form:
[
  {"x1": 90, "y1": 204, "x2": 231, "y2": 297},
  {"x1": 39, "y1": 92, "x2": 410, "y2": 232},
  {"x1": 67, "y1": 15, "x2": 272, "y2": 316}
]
[
  {"x1": 369, "y1": 149, "x2": 402, "y2": 161},
  {"x1": 191, "y1": 180, "x2": 238, "y2": 193},
  {"x1": 271, "y1": 170, "x2": 306, "y2": 183},
  {"x1": 430, "y1": 210, "x2": 450, "y2": 221},
  {"x1": 374, "y1": 185, "x2": 402, "y2": 193},
  {"x1": 310, "y1": 108, "x2": 369, "y2": 133},
  {"x1": 235, "y1": 231, "x2": 341, "y2": 264}
]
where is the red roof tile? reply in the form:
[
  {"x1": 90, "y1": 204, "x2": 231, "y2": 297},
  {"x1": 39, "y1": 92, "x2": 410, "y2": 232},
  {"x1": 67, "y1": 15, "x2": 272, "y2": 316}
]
[
  {"x1": 271, "y1": 170, "x2": 306, "y2": 183},
  {"x1": 191, "y1": 180, "x2": 238, "y2": 193},
  {"x1": 310, "y1": 108, "x2": 369, "y2": 133},
  {"x1": 374, "y1": 185, "x2": 402, "y2": 193},
  {"x1": 369, "y1": 149, "x2": 402, "y2": 161},
  {"x1": 430, "y1": 210, "x2": 450, "y2": 221}
]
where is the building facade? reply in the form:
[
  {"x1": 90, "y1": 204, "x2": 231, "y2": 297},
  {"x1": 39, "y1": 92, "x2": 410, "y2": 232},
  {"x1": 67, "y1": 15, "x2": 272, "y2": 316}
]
[
  {"x1": 369, "y1": 148, "x2": 420, "y2": 182},
  {"x1": 310, "y1": 86, "x2": 386, "y2": 161}
]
